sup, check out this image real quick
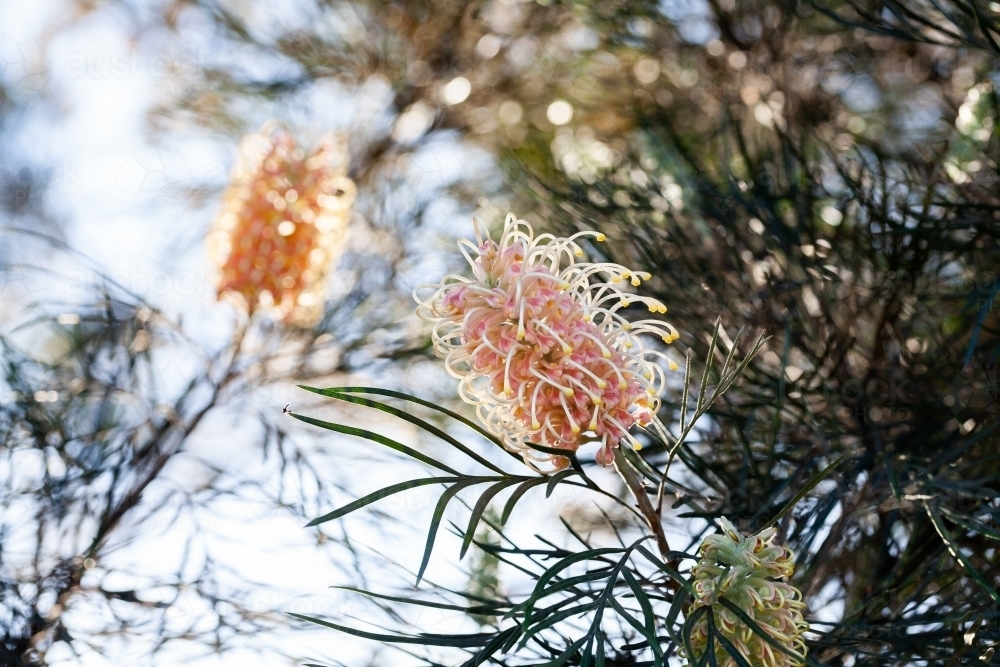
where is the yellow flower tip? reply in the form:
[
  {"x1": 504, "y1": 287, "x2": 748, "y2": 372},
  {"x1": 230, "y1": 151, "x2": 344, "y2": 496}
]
[
  {"x1": 602, "y1": 350, "x2": 612, "y2": 358},
  {"x1": 668, "y1": 359, "x2": 679, "y2": 371},
  {"x1": 611, "y1": 274, "x2": 622, "y2": 282},
  {"x1": 588, "y1": 420, "x2": 598, "y2": 430},
  {"x1": 563, "y1": 388, "x2": 575, "y2": 397},
  {"x1": 574, "y1": 248, "x2": 584, "y2": 257},
  {"x1": 596, "y1": 379, "x2": 607, "y2": 389},
  {"x1": 647, "y1": 387, "x2": 656, "y2": 395},
  {"x1": 532, "y1": 420, "x2": 541, "y2": 429},
  {"x1": 659, "y1": 305, "x2": 668, "y2": 313},
  {"x1": 516, "y1": 327, "x2": 526, "y2": 340},
  {"x1": 562, "y1": 345, "x2": 573, "y2": 354},
  {"x1": 625, "y1": 340, "x2": 634, "y2": 349},
  {"x1": 621, "y1": 299, "x2": 630, "y2": 307},
  {"x1": 619, "y1": 380, "x2": 628, "y2": 390},
  {"x1": 571, "y1": 425, "x2": 581, "y2": 434},
  {"x1": 560, "y1": 281, "x2": 571, "y2": 289},
  {"x1": 633, "y1": 442, "x2": 643, "y2": 451},
  {"x1": 595, "y1": 233, "x2": 606, "y2": 242},
  {"x1": 638, "y1": 271, "x2": 652, "y2": 280},
  {"x1": 623, "y1": 321, "x2": 632, "y2": 330},
  {"x1": 631, "y1": 276, "x2": 641, "y2": 287}
]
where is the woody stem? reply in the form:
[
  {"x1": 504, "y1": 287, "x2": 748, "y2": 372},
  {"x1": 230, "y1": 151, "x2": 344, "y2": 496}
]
[{"x1": 613, "y1": 447, "x2": 671, "y2": 559}]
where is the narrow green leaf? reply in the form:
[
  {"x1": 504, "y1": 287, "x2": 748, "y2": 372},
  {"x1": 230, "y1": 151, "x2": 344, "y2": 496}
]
[
  {"x1": 759, "y1": 455, "x2": 844, "y2": 530},
  {"x1": 522, "y1": 548, "x2": 625, "y2": 626},
  {"x1": 520, "y1": 601, "x2": 601, "y2": 643},
  {"x1": 635, "y1": 545, "x2": 696, "y2": 595},
  {"x1": 537, "y1": 636, "x2": 588, "y2": 667},
  {"x1": 704, "y1": 608, "x2": 719, "y2": 667},
  {"x1": 664, "y1": 587, "x2": 689, "y2": 645},
  {"x1": 925, "y1": 503, "x2": 1000, "y2": 605},
  {"x1": 682, "y1": 605, "x2": 708, "y2": 667},
  {"x1": 287, "y1": 613, "x2": 493, "y2": 647},
  {"x1": 299, "y1": 386, "x2": 509, "y2": 474},
  {"x1": 306, "y1": 386, "x2": 504, "y2": 447},
  {"x1": 460, "y1": 478, "x2": 525, "y2": 559},
  {"x1": 306, "y1": 476, "x2": 460, "y2": 527},
  {"x1": 679, "y1": 348, "x2": 693, "y2": 432},
  {"x1": 546, "y1": 468, "x2": 578, "y2": 498},
  {"x1": 610, "y1": 597, "x2": 661, "y2": 664},
  {"x1": 713, "y1": 627, "x2": 754, "y2": 667},
  {"x1": 621, "y1": 569, "x2": 663, "y2": 661},
  {"x1": 417, "y1": 479, "x2": 487, "y2": 584},
  {"x1": 501, "y1": 477, "x2": 547, "y2": 524},
  {"x1": 290, "y1": 413, "x2": 462, "y2": 476},
  {"x1": 696, "y1": 317, "x2": 721, "y2": 411},
  {"x1": 506, "y1": 569, "x2": 615, "y2": 617},
  {"x1": 329, "y1": 586, "x2": 508, "y2": 614}
]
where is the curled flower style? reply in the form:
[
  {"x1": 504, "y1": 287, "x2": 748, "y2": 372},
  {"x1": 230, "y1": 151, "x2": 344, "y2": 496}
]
[
  {"x1": 683, "y1": 518, "x2": 809, "y2": 667},
  {"x1": 208, "y1": 123, "x2": 355, "y2": 327},
  {"x1": 415, "y1": 213, "x2": 678, "y2": 470}
]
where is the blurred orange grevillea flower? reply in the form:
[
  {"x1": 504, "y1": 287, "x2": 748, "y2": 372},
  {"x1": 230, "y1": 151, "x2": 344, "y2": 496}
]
[{"x1": 208, "y1": 124, "x2": 355, "y2": 326}]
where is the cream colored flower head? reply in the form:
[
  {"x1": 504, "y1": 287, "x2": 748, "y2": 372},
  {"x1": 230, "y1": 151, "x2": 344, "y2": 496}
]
[
  {"x1": 683, "y1": 518, "x2": 809, "y2": 667},
  {"x1": 415, "y1": 213, "x2": 678, "y2": 471}
]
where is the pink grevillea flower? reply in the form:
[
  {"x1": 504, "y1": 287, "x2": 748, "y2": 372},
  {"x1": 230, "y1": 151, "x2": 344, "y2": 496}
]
[
  {"x1": 683, "y1": 518, "x2": 809, "y2": 667},
  {"x1": 415, "y1": 213, "x2": 678, "y2": 471}
]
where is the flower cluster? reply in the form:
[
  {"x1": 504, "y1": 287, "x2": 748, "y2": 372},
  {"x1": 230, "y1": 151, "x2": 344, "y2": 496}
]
[
  {"x1": 684, "y1": 518, "x2": 809, "y2": 667},
  {"x1": 415, "y1": 213, "x2": 678, "y2": 470},
  {"x1": 208, "y1": 124, "x2": 355, "y2": 326}
]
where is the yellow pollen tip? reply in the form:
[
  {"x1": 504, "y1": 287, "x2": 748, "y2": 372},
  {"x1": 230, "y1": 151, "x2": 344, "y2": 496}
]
[
  {"x1": 611, "y1": 275, "x2": 621, "y2": 282},
  {"x1": 668, "y1": 360, "x2": 679, "y2": 371},
  {"x1": 631, "y1": 277, "x2": 641, "y2": 286},
  {"x1": 648, "y1": 304, "x2": 657, "y2": 312},
  {"x1": 633, "y1": 442, "x2": 642, "y2": 451},
  {"x1": 532, "y1": 420, "x2": 541, "y2": 429},
  {"x1": 563, "y1": 388, "x2": 574, "y2": 397},
  {"x1": 589, "y1": 420, "x2": 598, "y2": 430},
  {"x1": 596, "y1": 380, "x2": 607, "y2": 389},
  {"x1": 596, "y1": 233, "x2": 606, "y2": 242},
  {"x1": 621, "y1": 299, "x2": 630, "y2": 307},
  {"x1": 619, "y1": 380, "x2": 628, "y2": 390},
  {"x1": 602, "y1": 350, "x2": 612, "y2": 358},
  {"x1": 562, "y1": 346, "x2": 572, "y2": 354},
  {"x1": 571, "y1": 425, "x2": 580, "y2": 434},
  {"x1": 623, "y1": 322, "x2": 632, "y2": 330},
  {"x1": 574, "y1": 249, "x2": 583, "y2": 257}
]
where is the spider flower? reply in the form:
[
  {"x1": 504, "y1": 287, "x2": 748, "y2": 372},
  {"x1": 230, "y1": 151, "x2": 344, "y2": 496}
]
[
  {"x1": 683, "y1": 518, "x2": 809, "y2": 667},
  {"x1": 415, "y1": 213, "x2": 678, "y2": 470},
  {"x1": 208, "y1": 124, "x2": 355, "y2": 327}
]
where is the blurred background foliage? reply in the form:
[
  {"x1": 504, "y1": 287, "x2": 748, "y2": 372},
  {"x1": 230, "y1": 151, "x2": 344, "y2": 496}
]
[{"x1": 1, "y1": 0, "x2": 999, "y2": 665}]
